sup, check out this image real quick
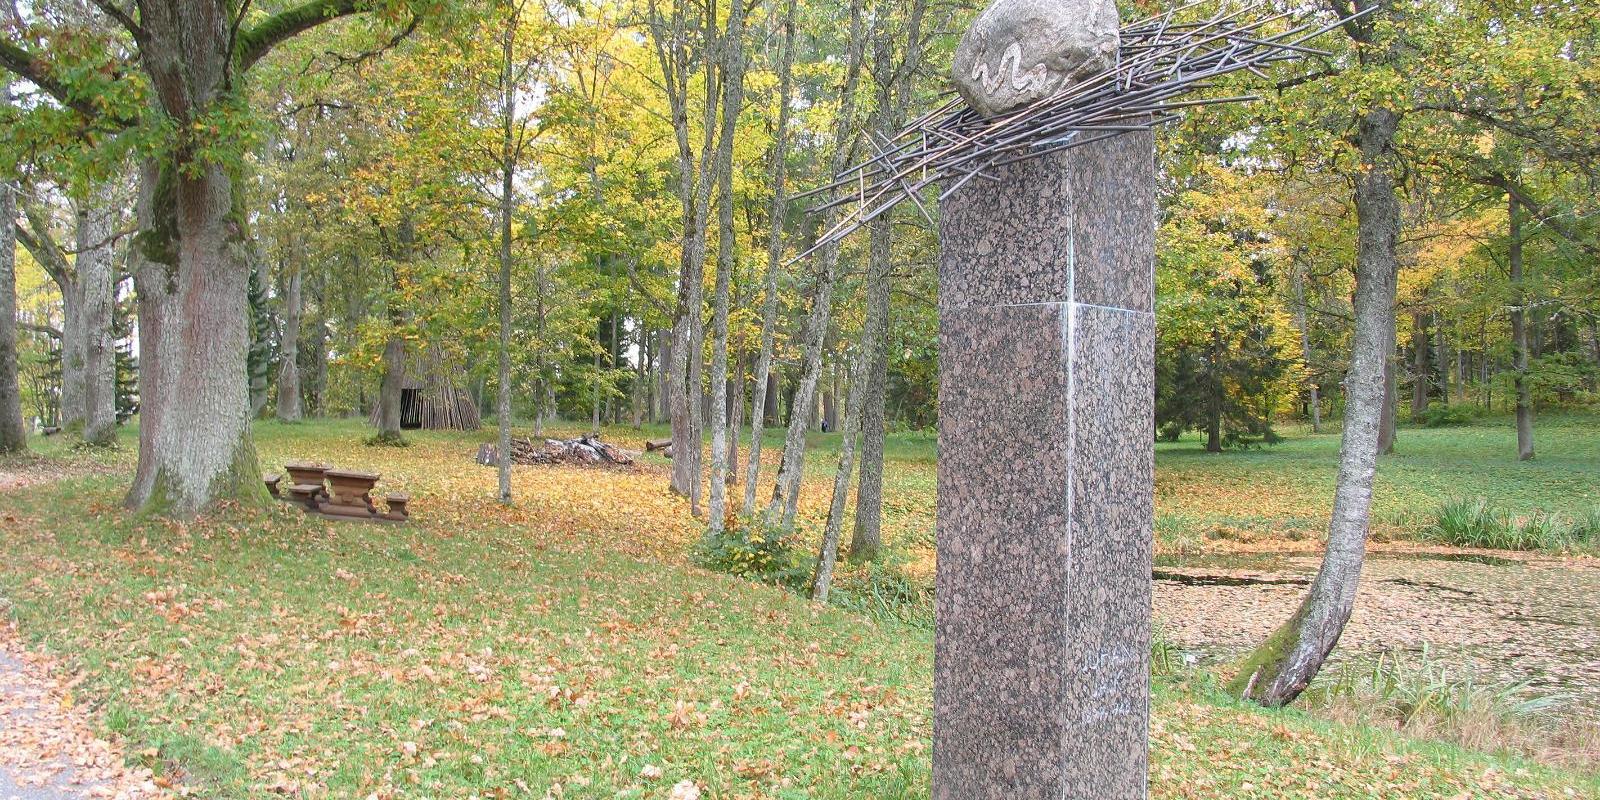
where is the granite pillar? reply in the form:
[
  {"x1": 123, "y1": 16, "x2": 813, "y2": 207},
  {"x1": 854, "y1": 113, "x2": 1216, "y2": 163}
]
[{"x1": 934, "y1": 130, "x2": 1155, "y2": 799}]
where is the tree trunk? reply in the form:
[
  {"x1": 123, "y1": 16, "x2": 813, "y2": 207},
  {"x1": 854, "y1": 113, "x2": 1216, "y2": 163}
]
[
  {"x1": 1509, "y1": 194, "x2": 1534, "y2": 461},
  {"x1": 1377, "y1": 328, "x2": 1397, "y2": 454},
  {"x1": 0, "y1": 180, "x2": 26, "y2": 453},
  {"x1": 763, "y1": 0, "x2": 865, "y2": 529},
  {"x1": 376, "y1": 332, "x2": 405, "y2": 440},
  {"x1": 849, "y1": 213, "x2": 893, "y2": 562},
  {"x1": 60, "y1": 265, "x2": 85, "y2": 431},
  {"x1": 1231, "y1": 106, "x2": 1399, "y2": 707},
  {"x1": 276, "y1": 265, "x2": 303, "y2": 421},
  {"x1": 1291, "y1": 260, "x2": 1321, "y2": 433},
  {"x1": 76, "y1": 190, "x2": 117, "y2": 446},
  {"x1": 705, "y1": 0, "x2": 749, "y2": 535},
  {"x1": 126, "y1": 160, "x2": 267, "y2": 515},
  {"x1": 1409, "y1": 309, "x2": 1429, "y2": 420},
  {"x1": 743, "y1": 0, "x2": 799, "y2": 515},
  {"x1": 495, "y1": 25, "x2": 518, "y2": 504},
  {"x1": 815, "y1": 333, "x2": 872, "y2": 603}
]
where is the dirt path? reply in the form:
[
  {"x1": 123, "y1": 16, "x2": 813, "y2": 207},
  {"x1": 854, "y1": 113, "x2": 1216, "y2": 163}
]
[
  {"x1": 1155, "y1": 550, "x2": 1600, "y2": 707},
  {"x1": 0, "y1": 623, "x2": 170, "y2": 800}
]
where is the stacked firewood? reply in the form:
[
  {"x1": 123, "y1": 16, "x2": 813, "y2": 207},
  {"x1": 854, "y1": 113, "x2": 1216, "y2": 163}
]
[{"x1": 477, "y1": 435, "x2": 636, "y2": 468}]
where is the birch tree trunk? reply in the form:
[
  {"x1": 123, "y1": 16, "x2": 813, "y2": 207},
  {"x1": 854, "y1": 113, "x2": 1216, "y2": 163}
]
[
  {"x1": 0, "y1": 179, "x2": 25, "y2": 453},
  {"x1": 76, "y1": 191, "x2": 117, "y2": 446},
  {"x1": 276, "y1": 265, "x2": 303, "y2": 421},
  {"x1": 743, "y1": 0, "x2": 798, "y2": 514},
  {"x1": 763, "y1": 0, "x2": 865, "y2": 528},
  {"x1": 1231, "y1": 106, "x2": 1400, "y2": 707},
  {"x1": 814, "y1": 336, "x2": 871, "y2": 603},
  {"x1": 495, "y1": 15, "x2": 518, "y2": 504},
  {"x1": 849, "y1": 213, "x2": 893, "y2": 562},
  {"x1": 706, "y1": 0, "x2": 750, "y2": 535},
  {"x1": 1509, "y1": 194, "x2": 1534, "y2": 461}
]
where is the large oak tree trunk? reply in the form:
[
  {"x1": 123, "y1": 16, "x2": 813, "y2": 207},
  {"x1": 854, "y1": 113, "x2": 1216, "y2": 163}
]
[
  {"x1": 77, "y1": 192, "x2": 117, "y2": 446},
  {"x1": 1231, "y1": 107, "x2": 1399, "y2": 707},
  {"x1": 127, "y1": 161, "x2": 267, "y2": 514},
  {"x1": 0, "y1": 180, "x2": 26, "y2": 453}
]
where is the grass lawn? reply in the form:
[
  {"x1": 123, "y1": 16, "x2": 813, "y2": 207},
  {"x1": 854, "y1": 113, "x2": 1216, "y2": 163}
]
[{"x1": 0, "y1": 415, "x2": 1596, "y2": 797}]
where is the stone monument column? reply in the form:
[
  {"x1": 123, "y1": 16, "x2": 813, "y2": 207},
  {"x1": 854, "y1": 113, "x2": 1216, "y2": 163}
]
[{"x1": 933, "y1": 128, "x2": 1155, "y2": 798}]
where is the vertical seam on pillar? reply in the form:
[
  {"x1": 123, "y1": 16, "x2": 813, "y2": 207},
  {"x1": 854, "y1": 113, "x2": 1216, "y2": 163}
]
[{"x1": 1060, "y1": 204, "x2": 1077, "y2": 800}]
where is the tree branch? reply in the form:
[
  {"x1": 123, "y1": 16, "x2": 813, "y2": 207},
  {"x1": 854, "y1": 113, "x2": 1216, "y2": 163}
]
[
  {"x1": 235, "y1": 0, "x2": 364, "y2": 73},
  {"x1": 85, "y1": 0, "x2": 146, "y2": 40}
]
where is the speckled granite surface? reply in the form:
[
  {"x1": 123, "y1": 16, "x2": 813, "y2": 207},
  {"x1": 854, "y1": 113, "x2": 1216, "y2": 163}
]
[{"x1": 934, "y1": 131, "x2": 1155, "y2": 799}]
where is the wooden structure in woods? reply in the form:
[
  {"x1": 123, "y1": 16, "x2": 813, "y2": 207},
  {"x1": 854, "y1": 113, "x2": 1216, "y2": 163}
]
[{"x1": 368, "y1": 345, "x2": 481, "y2": 431}]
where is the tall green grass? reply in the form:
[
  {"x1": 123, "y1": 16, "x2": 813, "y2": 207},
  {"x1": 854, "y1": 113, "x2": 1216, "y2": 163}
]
[{"x1": 1425, "y1": 497, "x2": 1600, "y2": 551}]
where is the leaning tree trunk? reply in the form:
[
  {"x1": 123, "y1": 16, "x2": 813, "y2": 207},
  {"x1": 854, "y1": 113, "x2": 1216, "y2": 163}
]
[
  {"x1": 849, "y1": 212, "x2": 893, "y2": 563},
  {"x1": 815, "y1": 333, "x2": 872, "y2": 603},
  {"x1": 1509, "y1": 195, "x2": 1535, "y2": 461},
  {"x1": 1230, "y1": 107, "x2": 1400, "y2": 707},
  {"x1": 1377, "y1": 327, "x2": 1397, "y2": 454},
  {"x1": 275, "y1": 265, "x2": 303, "y2": 421},
  {"x1": 0, "y1": 180, "x2": 26, "y2": 453},
  {"x1": 76, "y1": 191, "x2": 117, "y2": 447}
]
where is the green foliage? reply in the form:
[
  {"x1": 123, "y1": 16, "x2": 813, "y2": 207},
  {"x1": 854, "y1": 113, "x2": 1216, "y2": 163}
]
[
  {"x1": 1418, "y1": 402, "x2": 1477, "y2": 428},
  {"x1": 1155, "y1": 163, "x2": 1303, "y2": 451},
  {"x1": 692, "y1": 516, "x2": 811, "y2": 590},
  {"x1": 1426, "y1": 497, "x2": 1598, "y2": 552}
]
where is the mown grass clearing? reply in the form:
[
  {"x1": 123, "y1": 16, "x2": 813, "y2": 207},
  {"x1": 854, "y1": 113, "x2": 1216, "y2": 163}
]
[{"x1": 0, "y1": 416, "x2": 1596, "y2": 797}]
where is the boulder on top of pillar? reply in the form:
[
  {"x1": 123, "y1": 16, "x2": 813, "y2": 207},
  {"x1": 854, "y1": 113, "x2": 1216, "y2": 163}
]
[{"x1": 952, "y1": 0, "x2": 1121, "y2": 117}]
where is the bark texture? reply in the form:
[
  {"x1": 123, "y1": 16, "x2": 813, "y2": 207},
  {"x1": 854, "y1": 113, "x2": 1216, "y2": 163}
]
[
  {"x1": 76, "y1": 192, "x2": 117, "y2": 447},
  {"x1": 849, "y1": 214, "x2": 893, "y2": 562},
  {"x1": 0, "y1": 181, "x2": 26, "y2": 453},
  {"x1": 1509, "y1": 195, "x2": 1534, "y2": 461},
  {"x1": 743, "y1": 0, "x2": 798, "y2": 514},
  {"x1": 706, "y1": 0, "x2": 750, "y2": 535},
  {"x1": 275, "y1": 266, "x2": 303, "y2": 421},
  {"x1": 1231, "y1": 105, "x2": 1400, "y2": 707},
  {"x1": 764, "y1": 0, "x2": 866, "y2": 528}
]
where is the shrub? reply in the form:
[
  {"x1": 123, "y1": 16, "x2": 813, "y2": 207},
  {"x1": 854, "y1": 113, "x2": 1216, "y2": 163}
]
[
  {"x1": 1417, "y1": 401, "x2": 1476, "y2": 428},
  {"x1": 830, "y1": 558, "x2": 932, "y2": 626},
  {"x1": 692, "y1": 517, "x2": 811, "y2": 590}
]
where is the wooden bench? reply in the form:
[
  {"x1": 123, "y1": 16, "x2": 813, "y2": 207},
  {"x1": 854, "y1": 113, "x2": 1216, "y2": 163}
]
[{"x1": 263, "y1": 473, "x2": 282, "y2": 498}]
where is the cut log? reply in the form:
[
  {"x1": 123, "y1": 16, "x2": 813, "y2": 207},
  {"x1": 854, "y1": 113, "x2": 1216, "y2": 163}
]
[{"x1": 645, "y1": 437, "x2": 672, "y2": 452}]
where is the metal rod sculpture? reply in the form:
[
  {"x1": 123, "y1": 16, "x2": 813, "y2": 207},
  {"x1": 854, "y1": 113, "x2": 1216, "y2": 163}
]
[{"x1": 791, "y1": 1, "x2": 1369, "y2": 263}]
